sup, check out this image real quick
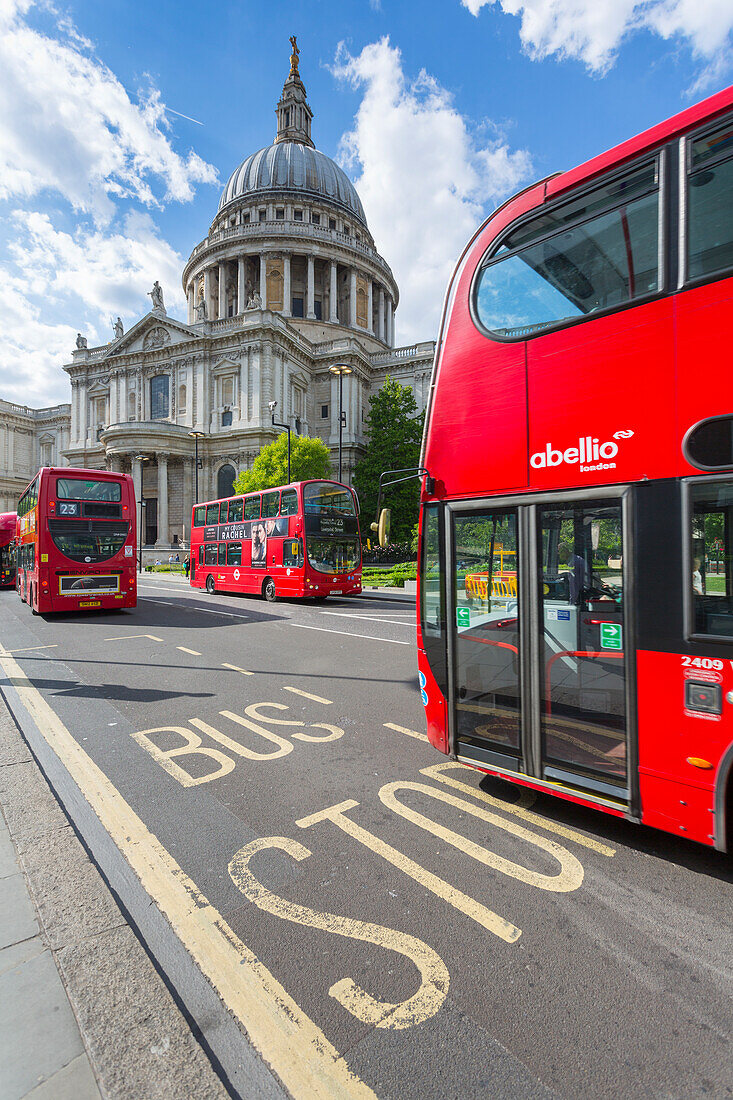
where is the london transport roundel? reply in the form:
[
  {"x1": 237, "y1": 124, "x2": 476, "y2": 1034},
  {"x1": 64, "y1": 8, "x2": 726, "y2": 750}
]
[{"x1": 233, "y1": 569, "x2": 240, "y2": 580}]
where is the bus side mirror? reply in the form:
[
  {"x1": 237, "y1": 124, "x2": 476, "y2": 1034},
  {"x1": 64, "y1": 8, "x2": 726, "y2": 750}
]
[{"x1": 370, "y1": 507, "x2": 391, "y2": 548}]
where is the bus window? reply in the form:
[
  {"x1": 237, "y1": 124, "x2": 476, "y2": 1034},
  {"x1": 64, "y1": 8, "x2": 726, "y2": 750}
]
[
  {"x1": 690, "y1": 479, "x2": 733, "y2": 637},
  {"x1": 475, "y1": 160, "x2": 660, "y2": 338},
  {"x1": 281, "y1": 490, "x2": 298, "y2": 516},
  {"x1": 283, "y1": 538, "x2": 303, "y2": 567},
  {"x1": 218, "y1": 543, "x2": 226, "y2": 566},
  {"x1": 199, "y1": 546, "x2": 205, "y2": 565},
  {"x1": 193, "y1": 505, "x2": 206, "y2": 527},
  {"x1": 229, "y1": 498, "x2": 244, "y2": 523},
  {"x1": 262, "y1": 491, "x2": 280, "y2": 518},
  {"x1": 304, "y1": 483, "x2": 355, "y2": 514},
  {"x1": 206, "y1": 503, "x2": 220, "y2": 525},
  {"x1": 57, "y1": 478, "x2": 121, "y2": 502},
  {"x1": 688, "y1": 118, "x2": 733, "y2": 282},
  {"x1": 227, "y1": 542, "x2": 242, "y2": 566},
  {"x1": 204, "y1": 544, "x2": 217, "y2": 566},
  {"x1": 244, "y1": 495, "x2": 260, "y2": 520}
]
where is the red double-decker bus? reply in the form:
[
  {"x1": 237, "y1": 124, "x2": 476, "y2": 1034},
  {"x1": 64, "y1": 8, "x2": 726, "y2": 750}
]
[
  {"x1": 16, "y1": 468, "x2": 137, "y2": 614},
  {"x1": 190, "y1": 479, "x2": 361, "y2": 601},
  {"x1": 0, "y1": 513, "x2": 17, "y2": 588},
  {"x1": 416, "y1": 86, "x2": 733, "y2": 851}
]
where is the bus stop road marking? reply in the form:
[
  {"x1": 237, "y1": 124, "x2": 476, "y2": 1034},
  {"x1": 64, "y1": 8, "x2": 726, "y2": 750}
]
[
  {"x1": 222, "y1": 663, "x2": 254, "y2": 676},
  {"x1": 177, "y1": 646, "x2": 202, "y2": 656},
  {"x1": 283, "y1": 686, "x2": 333, "y2": 705},
  {"x1": 384, "y1": 722, "x2": 429, "y2": 742},
  {"x1": 104, "y1": 633, "x2": 164, "y2": 642},
  {"x1": 7, "y1": 645, "x2": 59, "y2": 653},
  {"x1": 0, "y1": 642, "x2": 376, "y2": 1100},
  {"x1": 290, "y1": 624, "x2": 412, "y2": 646}
]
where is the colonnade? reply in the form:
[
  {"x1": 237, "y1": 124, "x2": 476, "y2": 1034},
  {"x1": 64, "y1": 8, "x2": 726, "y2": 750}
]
[{"x1": 187, "y1": 252, "x2": 395, "y2": 345}]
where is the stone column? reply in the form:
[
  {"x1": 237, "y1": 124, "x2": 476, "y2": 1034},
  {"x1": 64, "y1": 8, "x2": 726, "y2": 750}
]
[
  {"x1": 330, "y1": 373, "x2": 339, "y2": 442},
  {"x1": 187, "y1": 284, "x2": 195, "y2": 324},
  {"x1": 378, "y1": 287, "x2": 385, "y2": 343},
  {"x1": 239, "y1": 354, "x2": 249, "y2": 426},
  {"x1": 306, "y1": 255, "x2": 315, "y2": 319},
  {"x1": 251, "y1": 346, "x2": 261, "y2": 422},
  {"x1": 349, "y1": 269, "x2": 357, "y2": 328},
  {"x1": 387, "y1": 297, "x2": 394, "y2": 347},
  {"x1": 367, "y1": 281, "x2": 374, "y2": 333},
  {"x1": 329, "y1": 261, "x2": 338, "y2": 322},
  {"x1": 194, "y1": 360, "x2": 205, "y2": 431},
  {"x1": 218, "y1": 262, "x2": 227, "y2": 319},
  {"x1": 80, "y1": 383, "x2": 89, "y2": 446},
  {"x1": 259, "y1": 254, "x2": 267, "y2": 309},
  {"x1": 283, "y1": 254, "x2": 291, "y2": 317},
  {"x1": 157, "y1": 454, "x2": 168, "y2": 547},
  {"x1": 238, "y1": 258, "x2": 246, "y2": 313},
  {"x1": 204, "y1": 268, "x2": 213, "y2": 321}
]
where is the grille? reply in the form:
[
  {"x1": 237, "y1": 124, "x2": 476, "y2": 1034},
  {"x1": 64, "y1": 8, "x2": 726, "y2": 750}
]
[{"x1": 48, "y1": 519, "x2": 129, "y2": 537}]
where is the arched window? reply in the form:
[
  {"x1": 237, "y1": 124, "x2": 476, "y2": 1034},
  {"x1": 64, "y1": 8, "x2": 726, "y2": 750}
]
[
  {"x1": 150, "y1": 375, "x2": 169, "y2": 420},
  {"x1": 217, "y1": 464, "x2": 236, "y2": 499}
]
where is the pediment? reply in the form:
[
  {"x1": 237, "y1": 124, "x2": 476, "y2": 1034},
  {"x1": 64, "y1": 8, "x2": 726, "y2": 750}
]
[{"x1": 104, "y1": 313, "x2": 198, "y2": 358}]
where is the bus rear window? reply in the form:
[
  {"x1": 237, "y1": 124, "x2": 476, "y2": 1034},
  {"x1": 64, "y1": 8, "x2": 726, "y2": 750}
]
[
  {"x1": 475, "y1": 160, "x2": 660, "y2": 338},
  {"x1": 57, "y1": 479, "x2": 121, "y2": 502},
  {"x1": 304, "y1": 483, "x2": 355, "y2": 515}
]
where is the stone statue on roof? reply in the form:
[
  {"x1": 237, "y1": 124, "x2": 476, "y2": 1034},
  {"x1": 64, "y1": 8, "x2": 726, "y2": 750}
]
[
  {"x1": 76, "y1": 333, "x2": 87, "y2": 349},
  {"x1": 113, "y1": 317, "x2": 124, "y2": 340},
  {"x1": 148, "y1": 281, "x2": 166, "y2": 313}
]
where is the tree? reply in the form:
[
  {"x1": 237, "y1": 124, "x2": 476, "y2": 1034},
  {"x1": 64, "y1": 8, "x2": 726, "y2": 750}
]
[
  {"x1": 234, "y1": 433, "x2": 331, "y2": 493},
  {"x1": 353, "y1": 376, "x2": 424, "y2": 545}
]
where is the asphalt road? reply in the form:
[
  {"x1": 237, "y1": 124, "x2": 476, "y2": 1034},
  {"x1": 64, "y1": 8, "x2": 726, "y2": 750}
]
[{"x1": 1, "y1": 575, "x2": 732, "y2": 1100}]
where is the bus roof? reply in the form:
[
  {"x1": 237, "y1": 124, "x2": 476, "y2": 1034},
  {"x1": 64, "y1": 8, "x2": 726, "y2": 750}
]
[{"x1": 548, "y1": 84, "x2": 732, "y2": 201}]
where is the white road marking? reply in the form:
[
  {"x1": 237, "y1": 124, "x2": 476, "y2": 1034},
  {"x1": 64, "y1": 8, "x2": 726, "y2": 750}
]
[
  {"x1": 141, "y1": 597, "x2": 245, "y2": 619},
  {"x1": 290, "y1": 623, "x2": 412, "y2": 646},
  {"x1": 384, "y1": 722, "x2": 428, "y2": 742},
  {"x1": 283, "y1": 686, "x2": 333, "y2": 705},
  {"x1": 177, "y1": 646, "x2": 202, "y2": 656},
  {"x1": 321, "y1": 613, "x2": 414, "y2": 627},
  {"x1": 104, "y1": 633, "x2": 164, "y2": 642},
  {"x1": 222, "y1": 662, "x2": 254, "y2": 676},
  {"x1": 7, "y1": 645, "x2": 59, "y2": 653}
]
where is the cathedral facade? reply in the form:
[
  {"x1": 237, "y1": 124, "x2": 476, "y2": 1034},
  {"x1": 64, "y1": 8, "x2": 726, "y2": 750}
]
[{"x1": 0, "y1": 46, "x2": 434, "y2": 545}]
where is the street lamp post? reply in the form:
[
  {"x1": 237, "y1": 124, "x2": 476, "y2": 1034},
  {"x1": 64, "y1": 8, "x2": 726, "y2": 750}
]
[
  {"x1": 269, "y1": 402, "x2": 293, "y2": 484},
  {"x1": 188, "y1": 431, "x2": 205, "y2": 504},
  {"x1": 329, "y1": 364, "x2": 352, "y2": 482},
  {"x1": 134, "y1": 454, "x2": 149, "y2": 574}
]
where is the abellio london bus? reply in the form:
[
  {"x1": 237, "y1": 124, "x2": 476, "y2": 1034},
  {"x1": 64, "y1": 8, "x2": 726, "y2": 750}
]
[
  {"x1": 415, "y1": 85, "x2": 733, "y2": 852},
  {"x1": 0, "y1": 513, "x2": 17, "y2": 588},
  {"x1": 16, "y1": 468, "x2": 137, "y2": 614},
  {"x1": 190, "y1": 479, "x2": 361, "y2": 601}
]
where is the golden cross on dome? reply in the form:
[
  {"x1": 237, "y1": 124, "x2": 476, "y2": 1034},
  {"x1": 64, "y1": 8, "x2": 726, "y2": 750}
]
[{"x1": 289, "y1": 35, "x2": 300, "y2": 76}]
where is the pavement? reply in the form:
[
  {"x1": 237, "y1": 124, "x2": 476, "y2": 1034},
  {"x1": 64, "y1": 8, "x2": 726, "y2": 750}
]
[{"x1": 0, "y1": 696, "x2": 228, "y2": 1100}]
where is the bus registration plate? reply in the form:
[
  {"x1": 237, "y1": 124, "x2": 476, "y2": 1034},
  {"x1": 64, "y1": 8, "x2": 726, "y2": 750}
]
[{"x1": 79, "y1": 600, "x2": 101, "y2": 608}]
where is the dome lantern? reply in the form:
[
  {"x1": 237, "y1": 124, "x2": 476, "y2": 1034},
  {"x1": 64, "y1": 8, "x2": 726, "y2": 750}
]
[{"x1": 275, "y1": 36, "x2": 314, "y2": 148}]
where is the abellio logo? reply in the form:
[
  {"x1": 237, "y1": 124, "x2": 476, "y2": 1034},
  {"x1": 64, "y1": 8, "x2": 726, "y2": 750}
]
[{"x1": 530, "y1": 429, "x2": 634, "y2": 473}]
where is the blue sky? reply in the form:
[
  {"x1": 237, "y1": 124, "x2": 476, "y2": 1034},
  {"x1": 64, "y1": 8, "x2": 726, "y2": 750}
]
[{"x1": 1, "y1": 0, "x2": 731, "y2": 406}]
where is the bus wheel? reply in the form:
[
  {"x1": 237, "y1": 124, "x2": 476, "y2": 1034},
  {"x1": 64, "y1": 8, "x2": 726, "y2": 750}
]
[
  {"x1": 206, "y1": 575, "x2": 215, "y2": 594},
  {"x1": 263, "y1": 577, "x2": 277, "y2": 602}
]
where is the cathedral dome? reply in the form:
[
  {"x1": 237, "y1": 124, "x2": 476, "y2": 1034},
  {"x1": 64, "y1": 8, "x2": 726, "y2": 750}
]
[{"x1": 218, "y1": 142, "x2": 367, "y2": 227}]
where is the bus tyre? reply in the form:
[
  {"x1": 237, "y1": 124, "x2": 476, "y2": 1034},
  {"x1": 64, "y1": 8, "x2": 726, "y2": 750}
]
[
  {"x1": 206, "y1": 575, "x2": 215, "y2": 595},
  {"x1": 263, "y1": 577, "x2": 277, "y2": 602}
]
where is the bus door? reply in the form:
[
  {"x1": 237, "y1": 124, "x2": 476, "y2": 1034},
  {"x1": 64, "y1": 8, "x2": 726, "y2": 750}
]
[
  {"x1": 452, "y1": 508, "x2": 522, "y2": 770},
  {"x1": 451, "y1": 494, "x2": 630, "y2": 803},
  {"x1": 537, "y1": 499, "x2": 628, "y2": 800}
]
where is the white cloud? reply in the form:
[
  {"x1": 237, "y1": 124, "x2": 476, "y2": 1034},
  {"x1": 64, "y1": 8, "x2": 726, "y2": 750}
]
[
  {"x1": 0, "y1": 210, "x2": 186, "y2": 406},
  {"x1": 462, "y1": 0, "x2": 733, "y2": 76},
  {"x1": 333, "y1": 38, "x2": 533, "y2": 347},
  {"x1": 0, "y1": 0, "x2": 218, "y2": 225}
]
